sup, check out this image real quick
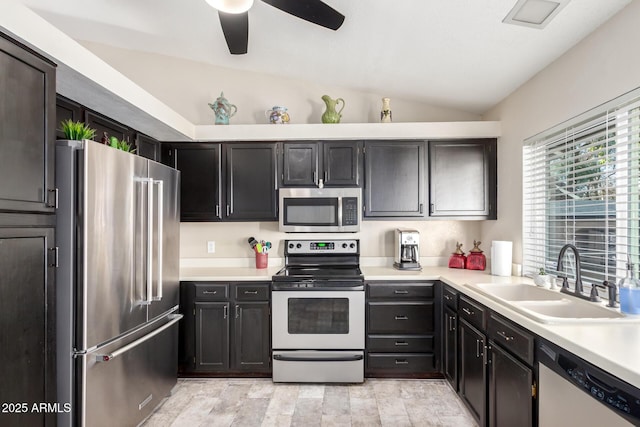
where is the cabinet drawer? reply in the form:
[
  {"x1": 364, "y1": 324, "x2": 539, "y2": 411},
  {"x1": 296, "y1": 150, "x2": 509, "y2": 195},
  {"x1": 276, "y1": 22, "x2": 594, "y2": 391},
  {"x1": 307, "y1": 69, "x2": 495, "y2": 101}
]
[
  {"x1": 367, "y1": 353, "x2": 435, "y2": 373},
  {"x1": 367, "y1": 335, "x2": 434, "y2": 353},
  {"x1": 234, "y1": 283, "x2": 270, "y2": 301},
  {"x1": 367, "y1": 302, "x2": 434, "y2": 334},
  {"x1": 443, "y1": 286, "x2": 458, "y2": 309},
  {"x1": 488, "y1": 314, "x2": 534, "y2": 365},
  {"x1": 194, "y1": 283, "x2": 229, "y2": 301},
  {"x1": 367, "y1": 282, "x2": 434, "y2": 299},
  {"x1": 458, "y1": 296, "x2": 485, "y2": 330}
]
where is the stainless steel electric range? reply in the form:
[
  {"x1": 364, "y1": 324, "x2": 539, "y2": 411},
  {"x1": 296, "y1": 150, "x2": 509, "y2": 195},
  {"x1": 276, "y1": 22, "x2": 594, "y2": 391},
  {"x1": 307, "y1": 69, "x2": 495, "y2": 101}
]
[{"x1": 271, "y1": 239, "x2": 365, "y2": 383}]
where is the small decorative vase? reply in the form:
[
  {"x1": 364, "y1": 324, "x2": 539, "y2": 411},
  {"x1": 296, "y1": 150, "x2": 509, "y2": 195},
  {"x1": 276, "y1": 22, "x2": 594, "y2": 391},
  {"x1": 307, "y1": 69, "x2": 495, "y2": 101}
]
[
  {"x1": 448, "y1": 242, "x2": 467, "y2": 269},
  {"x1": 321, "y1": 95, "x2": 345, "y2": 124},
  {"x1": 380, "y1": 97, "x2": 392, "y2": 123},
  {"x1": 208, "y1": 92, "x2": 237, "y2": 125},
  {"x1": 265, "y1": 106, "x2": 290, "y2": 124},
  {"x1": 466, "y1": 240, "x2": 486, "y2": 271}
]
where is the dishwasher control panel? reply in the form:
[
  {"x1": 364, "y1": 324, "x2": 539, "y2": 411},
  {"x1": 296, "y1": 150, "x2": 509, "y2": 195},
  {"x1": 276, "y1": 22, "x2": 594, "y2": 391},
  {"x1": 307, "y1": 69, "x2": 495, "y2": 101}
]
[{"x1": 539, "y1": 340, "x2": 640, "y2": 424}]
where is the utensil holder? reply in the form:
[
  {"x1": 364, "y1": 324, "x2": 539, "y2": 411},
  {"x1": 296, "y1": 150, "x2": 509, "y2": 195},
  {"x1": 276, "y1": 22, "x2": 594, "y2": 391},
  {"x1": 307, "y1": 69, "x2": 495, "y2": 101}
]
[{"x1": 255, "y1": 252, "x2": 268, "y2": 269}]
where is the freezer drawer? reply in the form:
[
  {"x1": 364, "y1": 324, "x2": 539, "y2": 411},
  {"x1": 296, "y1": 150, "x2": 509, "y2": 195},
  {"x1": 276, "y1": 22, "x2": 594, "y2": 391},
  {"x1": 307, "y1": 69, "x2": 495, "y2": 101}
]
[{"x1": 74, "y1": 315, "x2": 181, "y2": 427}]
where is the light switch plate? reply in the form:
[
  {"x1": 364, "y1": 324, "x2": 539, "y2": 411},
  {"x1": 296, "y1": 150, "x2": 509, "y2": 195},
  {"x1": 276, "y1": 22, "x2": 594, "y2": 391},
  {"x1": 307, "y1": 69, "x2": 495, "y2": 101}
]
[{"x1": 207, "y1": 241, "x2": 215, "y2": 254}]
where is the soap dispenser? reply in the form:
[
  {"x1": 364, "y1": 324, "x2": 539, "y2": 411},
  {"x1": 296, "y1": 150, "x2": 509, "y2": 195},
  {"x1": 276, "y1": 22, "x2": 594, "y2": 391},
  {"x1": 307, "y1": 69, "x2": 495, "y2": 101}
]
[{"x1": 619, "y1": 259, "x2": 640, "y2": 315}]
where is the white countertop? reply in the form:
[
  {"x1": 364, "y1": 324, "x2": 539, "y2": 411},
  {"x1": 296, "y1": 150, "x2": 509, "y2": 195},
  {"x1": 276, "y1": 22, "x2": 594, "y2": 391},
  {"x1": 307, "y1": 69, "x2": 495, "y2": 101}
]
[{"x1": 180, "y1": 264, "x2": 640, "y2": 389}]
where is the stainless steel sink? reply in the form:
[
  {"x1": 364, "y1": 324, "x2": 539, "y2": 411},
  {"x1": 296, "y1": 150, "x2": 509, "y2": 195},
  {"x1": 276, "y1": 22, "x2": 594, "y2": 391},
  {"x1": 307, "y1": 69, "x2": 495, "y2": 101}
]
[{"x1": 465, "y1": 282, "x2": 640, "y2": 324}]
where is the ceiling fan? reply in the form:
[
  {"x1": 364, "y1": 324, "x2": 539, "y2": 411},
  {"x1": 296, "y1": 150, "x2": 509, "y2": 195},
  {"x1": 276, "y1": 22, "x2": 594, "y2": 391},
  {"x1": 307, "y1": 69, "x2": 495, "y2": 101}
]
[{"x1": 205, "y1": 0, "x2": 345, "y2": 54}]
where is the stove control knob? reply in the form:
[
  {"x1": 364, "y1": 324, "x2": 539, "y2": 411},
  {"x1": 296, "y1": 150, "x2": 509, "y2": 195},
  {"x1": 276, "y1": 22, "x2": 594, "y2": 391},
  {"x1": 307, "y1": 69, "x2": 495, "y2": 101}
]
[
  {"x1": 296, "y1": 243, "x2": 302, "y2": 249},
  {"x1": 288, "y1": 243, "x2": 294, "y2": 249},
  {"x1": 342, "y1": 243, "x2": 348, "y2": 248},
  {"x1": 350, "y1": 243, "x2": 356, "y2": 249}
]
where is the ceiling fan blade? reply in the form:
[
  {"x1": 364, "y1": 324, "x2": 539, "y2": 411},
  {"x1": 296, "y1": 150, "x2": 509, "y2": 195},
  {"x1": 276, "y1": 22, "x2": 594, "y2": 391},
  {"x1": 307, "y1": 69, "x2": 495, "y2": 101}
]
[
  {"x1": 261, "y1": 0, "x2": 345, "y2": 30},
  {"x1": 218, "y1": 11, "x2": 249, "y2": 54}
]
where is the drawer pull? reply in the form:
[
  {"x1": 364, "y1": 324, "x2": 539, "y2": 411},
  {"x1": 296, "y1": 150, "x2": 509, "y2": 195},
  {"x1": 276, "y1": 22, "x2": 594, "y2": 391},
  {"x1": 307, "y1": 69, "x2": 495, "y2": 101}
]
[
  {"x1": 394, "y1": 315, "x2": 409, "y2": 320},
  {"x1": 394, "y1": 290, "x2": 409, "y2": 294},
  {"x1": 395, "y1": 359, "x2": 409, "y2": 365},
  {"x1": 243, "y1": 290, "x2": 259, "y2": 295},
  {"x1": 497, "y1": 330, "x2": 514, "y2": 342},
  {"x1": 203, "y1": 290, "x2": 217, "y2": 295},
  {"x1": 462, "y1": 307, "x2": 474, "y2": 316},
  {"x1": 394, "y1": 341, "x2": 409, "y2": 346},
  {"x1": 444, "y1": 294, "x2": 452, "y2": 300}
]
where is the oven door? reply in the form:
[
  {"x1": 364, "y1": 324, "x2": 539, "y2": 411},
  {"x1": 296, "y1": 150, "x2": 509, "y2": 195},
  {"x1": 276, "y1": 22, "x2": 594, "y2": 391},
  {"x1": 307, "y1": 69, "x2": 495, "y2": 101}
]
[{"x1": 271, "y1": 290, "x2": 365, "y2": 349}]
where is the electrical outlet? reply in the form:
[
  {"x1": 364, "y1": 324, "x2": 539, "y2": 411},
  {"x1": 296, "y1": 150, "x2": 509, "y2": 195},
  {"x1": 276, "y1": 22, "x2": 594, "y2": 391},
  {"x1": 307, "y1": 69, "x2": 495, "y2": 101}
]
[{"x1": 207, "y1": 241, "x2": 215, "y2": 254}]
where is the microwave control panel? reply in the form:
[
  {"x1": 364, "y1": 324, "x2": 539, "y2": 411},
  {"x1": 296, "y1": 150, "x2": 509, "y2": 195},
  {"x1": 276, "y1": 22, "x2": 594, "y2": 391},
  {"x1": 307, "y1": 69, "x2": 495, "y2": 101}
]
[{"x1": 342, "y1": 197, "x2": 359, "y2": 225}]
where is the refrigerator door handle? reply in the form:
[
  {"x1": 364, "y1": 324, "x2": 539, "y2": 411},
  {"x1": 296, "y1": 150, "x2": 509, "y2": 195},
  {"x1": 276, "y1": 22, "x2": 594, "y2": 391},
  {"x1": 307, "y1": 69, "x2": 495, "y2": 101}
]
[
  {"x1": 154, "y1": 179, "x2": 164, "y2": 301},
  {"x1": 145, "y1": 177, "x2": 154, "y2": 305},
  {"x1": 94, "y1": 314, "x2": 182, "y2": 362}
]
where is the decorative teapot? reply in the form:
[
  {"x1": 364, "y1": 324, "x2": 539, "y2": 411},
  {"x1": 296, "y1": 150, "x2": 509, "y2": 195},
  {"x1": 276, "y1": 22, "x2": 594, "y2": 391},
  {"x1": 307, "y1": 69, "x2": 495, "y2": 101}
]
[
  {"x1": 265, "y1": 106, "x2": 290, "y2": 124},
  {"x1": 321, "y1": 95, "x2": 345, "y2": 124},
  {"x1": 208, "y1": 92, "x2": 237, "y2": 125}
]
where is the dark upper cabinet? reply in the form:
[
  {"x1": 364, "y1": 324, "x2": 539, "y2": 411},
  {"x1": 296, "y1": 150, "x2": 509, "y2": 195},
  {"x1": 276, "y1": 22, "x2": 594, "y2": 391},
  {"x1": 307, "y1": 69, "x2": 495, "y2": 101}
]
[
  {"x1": 225, "y1": 143, "x2": 278, "y2": 221},
  {"x1": 364, "y1": 141, "x2": 426, "y2": 217},
  {"x1": 0, "y1": 227, "x2": 56, "y2": 427},
  {"x1": 281, "y1": 141, "x2": 361, "y2": 187},
  {"x1": 55, "y1": 95, "x2": 83, "y2": 140},
  {"x1": 166, "y1": 143, "x2": 222, "y2": 222},
  {"x1": 84, "y1": 110, "x2": 135, "y2": 146},
  {"x1": 281, "y1": 143, "x2": 319, "y2": 186},
  {"x1": 428, "y1": 139, "x2": 497, "y2": 219},
  {"x1": 0, "y1": 35, "x2": 56, "y2": 214},
  {"x1": 136, "y1": 133, "x2": 160, "y2": 161}
]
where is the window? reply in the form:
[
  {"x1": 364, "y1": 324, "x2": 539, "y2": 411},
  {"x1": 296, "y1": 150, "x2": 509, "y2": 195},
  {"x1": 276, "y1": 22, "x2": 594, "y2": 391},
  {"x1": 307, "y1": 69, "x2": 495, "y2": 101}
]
[{"x1": 523, "y1": 89, "x2": 640, "y2": 290}]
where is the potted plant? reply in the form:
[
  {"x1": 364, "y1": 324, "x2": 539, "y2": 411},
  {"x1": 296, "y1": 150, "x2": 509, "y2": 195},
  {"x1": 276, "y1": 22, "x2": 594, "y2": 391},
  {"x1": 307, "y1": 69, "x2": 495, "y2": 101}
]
[
  {"x1": 59, "y1": 119, "x2": 96, "y2": 141},
  {"x1": 108, "y1": 136, "x2": 136, "y2": 153}
]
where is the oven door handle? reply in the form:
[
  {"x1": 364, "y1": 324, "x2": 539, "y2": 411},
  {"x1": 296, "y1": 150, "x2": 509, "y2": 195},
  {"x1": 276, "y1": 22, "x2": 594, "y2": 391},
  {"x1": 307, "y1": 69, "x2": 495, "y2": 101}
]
[{"x1": 273, "y1": 354, "x2": 364, "y2": 362}]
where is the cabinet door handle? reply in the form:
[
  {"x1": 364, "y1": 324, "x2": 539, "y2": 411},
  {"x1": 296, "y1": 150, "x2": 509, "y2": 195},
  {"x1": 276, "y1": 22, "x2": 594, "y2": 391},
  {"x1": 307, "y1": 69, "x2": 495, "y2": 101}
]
[
  {"x1": 235, "y1": 305, "x2": 241, "y2": 319},
  {"x1": 394, "y1": 290, "x2": 409, "y2": 294},
  {"x1": 203, "y1": 290, "x2": 217, "y2": 295},
  {"x1": 313, "y1": 171, "x2": 317, "y2": 185},
  {"x1": 324, "y1": 170, "x2": 328, "y2": 182},
  {"x1": 462, "y1": 307, "x2": 474, "y2": 316},
  {"x1": 215, "y1": 205, "x2": 220, "y2": 218},
  {"x1": 430, "y1": 203, "x2": 435, "y2": 214},
  {"x1": 497, "y1": 330, "x2": 514, "y2": 342},
  {"x1": 395, "y1": 359, "x2": 409, "y2": 365},
  {"x1": 419, "y1": 203, "x2": 424, "y2": 214},
  {"x1": 476, "y1": 339, "x2": 484, "y2": 358},
  {"x1": 243, "y1": 290, "x2": 259, "y2": 295},
  {"x1": 394, "y1": 341, "x2": 409, "y2": 346},
  {"x1": 452, "y1": 316, "x2": 457, "y2": 331},
  {"x1": 226, "y1": 205, "x2": 231, "y2": 216},
  {"x1": 223, "y1": 305, "x2": 228, "y2": 319},
  {"x1": 395, "y1": 315, "x2": 409, "y2": 320}
]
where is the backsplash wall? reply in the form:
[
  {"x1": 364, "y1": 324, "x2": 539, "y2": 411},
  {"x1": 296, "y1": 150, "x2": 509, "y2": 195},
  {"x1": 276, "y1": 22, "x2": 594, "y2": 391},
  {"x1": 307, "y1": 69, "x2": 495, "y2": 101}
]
[{"x1": 180, "y1": 220, "x2": 483, "y2": 262}]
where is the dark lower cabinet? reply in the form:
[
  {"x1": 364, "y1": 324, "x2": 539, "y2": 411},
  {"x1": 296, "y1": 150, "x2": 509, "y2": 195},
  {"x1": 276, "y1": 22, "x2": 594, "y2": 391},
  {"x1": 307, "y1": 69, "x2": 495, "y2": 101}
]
[
  {"x1": 488, "y1": 343, "x2": 533, "y2": 427},
  {"x1": 459, "y1": 319, "x2": 487, "y2": 426},
  {"x1": 0, "y1": 226, "x2": 56, "y2": 427},
  {"x1": 366, "y1": 282, "x2": 438, "y2": 377},
  {"x1": 443, "y1": 305, "x2": 458, "y2": 389},
  {"x1": 181, "y1": 282, "x2": 271, "y2": 375}
]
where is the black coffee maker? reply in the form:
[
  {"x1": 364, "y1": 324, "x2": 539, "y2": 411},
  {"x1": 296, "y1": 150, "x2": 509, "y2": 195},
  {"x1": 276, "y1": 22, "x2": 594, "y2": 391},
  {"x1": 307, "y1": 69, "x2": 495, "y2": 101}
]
[{"x1": 393, "y1": 228, "x2": 422, "y2": 270}]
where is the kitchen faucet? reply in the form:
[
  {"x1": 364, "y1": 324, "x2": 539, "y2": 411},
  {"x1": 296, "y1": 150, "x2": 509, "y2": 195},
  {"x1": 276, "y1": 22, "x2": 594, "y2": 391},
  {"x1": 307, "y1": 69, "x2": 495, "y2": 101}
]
[{"x1": 556, "y1": 244, "x2": 600, "y2": 302}]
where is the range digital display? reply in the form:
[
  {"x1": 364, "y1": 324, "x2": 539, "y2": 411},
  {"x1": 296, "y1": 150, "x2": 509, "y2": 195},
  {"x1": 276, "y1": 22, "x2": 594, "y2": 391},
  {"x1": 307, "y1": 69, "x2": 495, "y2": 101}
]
[{"x1": 310, "y1": 242, "x2": 334, "y2": 250}]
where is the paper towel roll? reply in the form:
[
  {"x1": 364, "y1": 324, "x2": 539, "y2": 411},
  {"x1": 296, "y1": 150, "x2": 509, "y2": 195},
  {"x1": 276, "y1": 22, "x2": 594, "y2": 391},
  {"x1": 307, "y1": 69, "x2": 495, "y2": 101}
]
[{"x1": 491, "y1": 241, "x2": 513, "y2": 276}]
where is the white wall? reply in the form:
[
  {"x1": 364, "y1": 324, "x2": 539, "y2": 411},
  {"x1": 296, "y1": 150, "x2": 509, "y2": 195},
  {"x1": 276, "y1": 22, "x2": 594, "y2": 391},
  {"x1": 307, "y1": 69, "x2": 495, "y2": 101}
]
[
  {"x1": 482, "y1": 1, "x2": 640, "y2": 264},
  {"x1": 80, "y1": 41, "x2": 481, "y2": 126}
]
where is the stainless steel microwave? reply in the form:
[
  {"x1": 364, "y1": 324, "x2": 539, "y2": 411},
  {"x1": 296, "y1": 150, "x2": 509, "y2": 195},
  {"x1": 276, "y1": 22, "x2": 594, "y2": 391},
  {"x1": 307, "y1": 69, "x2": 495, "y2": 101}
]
[{"x1": 279, "y1": 188, "x2": 361, "y2": 232}]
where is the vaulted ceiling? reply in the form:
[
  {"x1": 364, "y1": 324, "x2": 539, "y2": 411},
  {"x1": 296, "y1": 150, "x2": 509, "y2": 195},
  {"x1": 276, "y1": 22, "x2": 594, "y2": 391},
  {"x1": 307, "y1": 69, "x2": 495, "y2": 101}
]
[{"x1": 17, "y1": 0, "x2": 632, "y2": 114}]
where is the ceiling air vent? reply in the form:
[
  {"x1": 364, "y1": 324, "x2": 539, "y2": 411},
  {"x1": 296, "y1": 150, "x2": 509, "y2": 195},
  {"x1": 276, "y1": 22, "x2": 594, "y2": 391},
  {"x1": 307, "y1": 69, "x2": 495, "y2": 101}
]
[{"x1": 503, "y1": 0, "x2": 570, "y2": 29}]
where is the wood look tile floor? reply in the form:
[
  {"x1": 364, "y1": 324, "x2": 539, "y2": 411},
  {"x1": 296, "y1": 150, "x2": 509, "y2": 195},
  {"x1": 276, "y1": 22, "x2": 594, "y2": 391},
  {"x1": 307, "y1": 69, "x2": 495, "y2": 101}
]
[{"x1": 141, "y1": 378, "x2": 477, "y2": 427}]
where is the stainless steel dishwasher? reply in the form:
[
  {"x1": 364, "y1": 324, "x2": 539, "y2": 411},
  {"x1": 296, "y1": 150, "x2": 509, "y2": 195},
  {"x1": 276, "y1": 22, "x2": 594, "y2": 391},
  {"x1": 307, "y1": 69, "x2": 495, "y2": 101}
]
[{"x1": 537, "y1": 339, "x2": 640, "y2": 426}]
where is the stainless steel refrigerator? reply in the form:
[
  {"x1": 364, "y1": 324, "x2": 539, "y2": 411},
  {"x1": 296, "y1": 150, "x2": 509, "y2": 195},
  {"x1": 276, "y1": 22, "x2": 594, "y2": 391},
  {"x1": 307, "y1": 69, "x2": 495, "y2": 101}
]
[{"x1": 55, "y1": 140, "x2": 181, "y2": 427}]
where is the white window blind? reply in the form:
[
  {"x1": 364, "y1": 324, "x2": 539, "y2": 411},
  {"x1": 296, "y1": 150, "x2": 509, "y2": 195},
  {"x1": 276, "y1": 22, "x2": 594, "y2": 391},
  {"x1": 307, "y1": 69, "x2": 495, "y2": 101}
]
[{"x1": 523, "y1": 89, "x2": 640, "y2": 289}]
